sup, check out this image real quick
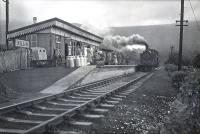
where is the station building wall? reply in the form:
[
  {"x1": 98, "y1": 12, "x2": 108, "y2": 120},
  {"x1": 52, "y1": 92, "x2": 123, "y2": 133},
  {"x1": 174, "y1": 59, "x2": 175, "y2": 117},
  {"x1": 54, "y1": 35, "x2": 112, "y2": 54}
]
[
  {"x1": 8, "y1": 27, "x2": 101, "y2": 64},
  {"x1": 37, "y1": 33, "x2": 51, "y2": 58}
]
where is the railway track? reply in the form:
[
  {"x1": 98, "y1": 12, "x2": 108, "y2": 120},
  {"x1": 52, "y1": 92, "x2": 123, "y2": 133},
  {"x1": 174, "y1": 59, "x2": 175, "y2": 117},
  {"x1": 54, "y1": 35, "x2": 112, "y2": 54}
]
[{"x1": 0, "y1": 72, "x2": 150, "y2": 134}]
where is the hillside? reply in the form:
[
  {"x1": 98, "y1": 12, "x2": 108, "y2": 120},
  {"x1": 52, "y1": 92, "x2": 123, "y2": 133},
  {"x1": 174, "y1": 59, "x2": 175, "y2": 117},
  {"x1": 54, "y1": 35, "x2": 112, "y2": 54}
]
[
  {"x1": 1, "y1": 20, "x2": 200, "y2": 63},
  {"x1": 109, "y1": 22, "x2": 200, "y2": 63}
]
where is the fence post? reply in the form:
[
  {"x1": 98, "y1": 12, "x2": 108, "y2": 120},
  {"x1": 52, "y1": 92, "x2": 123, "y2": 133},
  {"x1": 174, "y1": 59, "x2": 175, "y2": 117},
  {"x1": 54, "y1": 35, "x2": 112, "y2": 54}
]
[
  {"x1": 20, "y1": 48, "x2": 22, "y2": 69},
  {"x1": 0, "y1": 48, "x2": 30, "y2": 72}
]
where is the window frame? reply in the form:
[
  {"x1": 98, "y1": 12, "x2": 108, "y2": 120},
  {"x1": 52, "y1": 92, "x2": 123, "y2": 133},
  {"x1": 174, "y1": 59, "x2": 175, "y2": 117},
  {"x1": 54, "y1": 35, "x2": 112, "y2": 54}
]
[
  {"x1": 26, "y1": 34, "x2": 37, "y2": 47},
  {"x1": 55, "y1": 35, "x2": 61, "y2": 43}
]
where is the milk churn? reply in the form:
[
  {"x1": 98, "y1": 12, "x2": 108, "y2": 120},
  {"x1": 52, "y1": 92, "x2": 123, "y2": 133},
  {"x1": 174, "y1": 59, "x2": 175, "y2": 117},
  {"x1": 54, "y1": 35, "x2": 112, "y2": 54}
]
[
  {"x1": 66, "y1": 56, "x2": 69, "y2": 67},
  {"x1": 75, "y1": 56, "x2": 81, "y2": 67},
  {"x1": 69, "y1": 56, "x2": 75, "y2": 68},
  {"x1": 83, "y1": 56, "x2": 87, "y2": 66},
  {"x1": 80, "y1": 55, "x2": 84, "y2": 66}
]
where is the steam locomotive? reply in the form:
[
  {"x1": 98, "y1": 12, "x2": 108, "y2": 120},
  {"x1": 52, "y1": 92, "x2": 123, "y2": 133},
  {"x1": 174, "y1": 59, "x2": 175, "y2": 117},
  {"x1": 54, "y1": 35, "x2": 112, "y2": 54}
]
[
  {"x1": 137, "y1": 49, "x2": 159, "y2": 71},
  {"x1": 98, "y1": 47, "x2": 159, "y2": 71}
]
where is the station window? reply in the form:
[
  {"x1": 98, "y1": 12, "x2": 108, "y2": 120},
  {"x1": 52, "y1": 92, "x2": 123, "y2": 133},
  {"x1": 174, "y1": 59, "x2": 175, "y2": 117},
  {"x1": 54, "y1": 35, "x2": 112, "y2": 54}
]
[
  {"x1": 55, "y1": 35, "x2": 62, "y2": 53},
  {"x1": 26, "y1": 34, "x2": 37, "y2": 47},
  {"x1": 55, "y1": 35, "x2": 61, "y2": 43},
  {"x1": 56, "y1": 43, "x2": 61, "y2": 49}
]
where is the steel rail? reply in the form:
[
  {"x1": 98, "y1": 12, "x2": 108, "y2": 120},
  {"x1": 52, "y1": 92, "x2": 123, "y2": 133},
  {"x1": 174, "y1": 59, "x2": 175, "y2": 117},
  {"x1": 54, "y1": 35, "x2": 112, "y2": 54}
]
[
  {"x1": 0, "y1": 72, "x2": 134, "y2": 115},
  {"x1": 22, "y1": 73, "x2": 149, "y2": 134}
]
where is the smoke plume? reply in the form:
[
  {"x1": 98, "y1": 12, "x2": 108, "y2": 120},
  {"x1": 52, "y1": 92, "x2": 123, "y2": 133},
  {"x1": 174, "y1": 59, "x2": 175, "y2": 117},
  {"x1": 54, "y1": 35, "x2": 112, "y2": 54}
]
[{"x1": 101, "y1": 34, "x2": 148, "y2": 52}]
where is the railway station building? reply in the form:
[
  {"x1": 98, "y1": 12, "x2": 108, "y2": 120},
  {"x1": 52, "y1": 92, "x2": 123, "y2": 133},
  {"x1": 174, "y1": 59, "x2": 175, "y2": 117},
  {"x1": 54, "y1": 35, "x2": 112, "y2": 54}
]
[{"x1": 7, "y1": 18, "x2": 103, "y2": 64}]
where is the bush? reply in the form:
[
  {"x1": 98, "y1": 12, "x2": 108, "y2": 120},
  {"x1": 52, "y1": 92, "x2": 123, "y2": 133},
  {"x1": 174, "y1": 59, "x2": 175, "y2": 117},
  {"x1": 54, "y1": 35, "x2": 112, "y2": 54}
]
[
  {"x1": 171, "y1": 71, "x2": 187, "y2": 87},
  {"x1": 165, "y1": 52, "x2": 191, "y2": 66},
  {"x1": 162, "y1": 70, "x2": 200, "y2": 134},
  {"x1": 182, "y1": 66, "x2": 189, "y2": 72},
  {"x1": 165, "y1": 64, "x2": 178, "y2": 77},
  {"x1": 165, "y1": 64, "x2": 177, "y2": 73}
]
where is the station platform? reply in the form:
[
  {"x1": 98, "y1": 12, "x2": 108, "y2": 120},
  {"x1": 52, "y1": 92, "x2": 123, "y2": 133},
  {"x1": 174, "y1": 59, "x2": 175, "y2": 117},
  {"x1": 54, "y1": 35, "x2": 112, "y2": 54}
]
[
  {"x1": 40, "y1": 66, "x2": 95, "y2": 94},
  {"x1": 0, "y1": 65, "x2": 135, "y2": 107},
  {"x1": 77, "y1": 65, "x2": 136, "y2": 86}
]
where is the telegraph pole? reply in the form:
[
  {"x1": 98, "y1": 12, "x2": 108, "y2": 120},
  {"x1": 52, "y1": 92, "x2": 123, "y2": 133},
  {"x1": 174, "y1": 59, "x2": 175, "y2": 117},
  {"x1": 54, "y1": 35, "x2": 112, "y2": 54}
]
[
  {"x1": 176, "y1": 0, "x2": 188, "y2": 71},
  {"x1": 169, "y1": 46, "x2": 174, "y2": 64},
  {"x1": 2, "y1": 0, "x2": 9, "y2": 50},
  {"x1": 170, "y1": 46, "x2": 174, "y2": 57}
]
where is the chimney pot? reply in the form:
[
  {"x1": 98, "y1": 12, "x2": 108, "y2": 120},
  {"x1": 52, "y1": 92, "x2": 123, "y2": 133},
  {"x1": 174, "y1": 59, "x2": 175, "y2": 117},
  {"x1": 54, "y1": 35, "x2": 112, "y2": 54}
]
[{"x1": 33, "y1": 17, "x2": 37, "y2": 24}]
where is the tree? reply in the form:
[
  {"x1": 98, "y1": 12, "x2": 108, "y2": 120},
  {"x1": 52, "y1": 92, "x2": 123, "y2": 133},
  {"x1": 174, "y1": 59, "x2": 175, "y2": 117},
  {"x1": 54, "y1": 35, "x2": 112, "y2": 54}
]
[{"x1": 165, "y1": 52, "x2": 191, "y2": 66}]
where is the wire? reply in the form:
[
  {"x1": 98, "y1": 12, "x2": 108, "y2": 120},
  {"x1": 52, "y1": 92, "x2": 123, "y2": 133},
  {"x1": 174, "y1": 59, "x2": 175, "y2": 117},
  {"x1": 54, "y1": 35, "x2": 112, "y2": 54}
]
[{"x1": 188, "y1": 0, "x2": 200, "y2": 31}]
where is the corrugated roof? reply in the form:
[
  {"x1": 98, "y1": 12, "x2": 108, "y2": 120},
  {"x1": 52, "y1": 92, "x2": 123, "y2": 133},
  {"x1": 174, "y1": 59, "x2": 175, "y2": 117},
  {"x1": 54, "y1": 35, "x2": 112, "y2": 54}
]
[{"x1": 8, "y1": 18, "x2": 103, "y2": 42}]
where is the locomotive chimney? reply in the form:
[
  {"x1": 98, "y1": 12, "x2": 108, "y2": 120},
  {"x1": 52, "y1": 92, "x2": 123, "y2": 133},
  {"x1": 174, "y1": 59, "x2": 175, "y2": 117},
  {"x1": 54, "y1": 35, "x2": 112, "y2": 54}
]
[{"x1": 33, "y1": 17, "x2": 37, "y2": 24}]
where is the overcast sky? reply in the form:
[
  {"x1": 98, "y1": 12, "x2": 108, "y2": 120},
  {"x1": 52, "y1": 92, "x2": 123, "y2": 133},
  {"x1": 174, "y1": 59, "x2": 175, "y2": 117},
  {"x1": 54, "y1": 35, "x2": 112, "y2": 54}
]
[{"x1": 0, "y1": 0, "x2": 200, "y2": 31}]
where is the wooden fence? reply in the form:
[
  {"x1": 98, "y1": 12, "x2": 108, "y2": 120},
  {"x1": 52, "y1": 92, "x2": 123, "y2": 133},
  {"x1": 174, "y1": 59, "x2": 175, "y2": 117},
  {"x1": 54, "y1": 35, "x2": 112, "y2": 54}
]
[{"x1": 0, "y1": 48, "x2": 28, "y2": 73}]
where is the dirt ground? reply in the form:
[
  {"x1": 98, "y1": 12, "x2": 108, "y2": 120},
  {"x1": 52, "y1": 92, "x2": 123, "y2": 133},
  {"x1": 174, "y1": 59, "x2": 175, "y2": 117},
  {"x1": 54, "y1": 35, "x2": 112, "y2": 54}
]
[
  {"x1": 97, "y1": 68, "x2": 178, "y2": 134},
  {"x1": 0, "y1": 66, "x2": 76, "y2": 103},
  {"x1": 0, "y1": 66, "x2": 76, "y2": 93}
]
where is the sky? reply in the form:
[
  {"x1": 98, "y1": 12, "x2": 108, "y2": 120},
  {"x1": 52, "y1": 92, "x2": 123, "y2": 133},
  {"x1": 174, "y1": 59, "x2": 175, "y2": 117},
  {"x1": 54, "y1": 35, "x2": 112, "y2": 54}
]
[{"x1": 0, "y1": 0, "x2": 200, "y2": 32}]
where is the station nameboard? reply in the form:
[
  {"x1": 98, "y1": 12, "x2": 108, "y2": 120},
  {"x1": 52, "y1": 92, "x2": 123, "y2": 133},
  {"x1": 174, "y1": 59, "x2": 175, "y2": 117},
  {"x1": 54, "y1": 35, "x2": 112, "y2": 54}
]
[{"x1": 15, "y1": 39, "x2": 30, "y2": 48}]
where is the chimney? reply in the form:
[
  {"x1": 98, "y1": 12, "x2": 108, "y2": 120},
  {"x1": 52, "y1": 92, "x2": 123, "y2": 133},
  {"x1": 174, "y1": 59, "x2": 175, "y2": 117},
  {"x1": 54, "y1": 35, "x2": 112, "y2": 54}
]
[{"x1": 33, "y1": 17, "x2": 37, "y2": 24}]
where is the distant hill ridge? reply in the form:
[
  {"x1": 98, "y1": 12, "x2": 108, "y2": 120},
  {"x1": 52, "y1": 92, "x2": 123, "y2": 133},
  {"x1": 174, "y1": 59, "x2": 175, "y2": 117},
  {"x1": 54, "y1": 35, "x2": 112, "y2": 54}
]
[{"x1": 1, "y1": 20, "x2": 200, "y2": 62}]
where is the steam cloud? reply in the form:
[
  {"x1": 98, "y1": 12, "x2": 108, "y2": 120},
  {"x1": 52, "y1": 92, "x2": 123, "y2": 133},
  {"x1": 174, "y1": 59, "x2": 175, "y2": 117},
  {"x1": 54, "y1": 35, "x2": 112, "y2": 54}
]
[{"x1": 101, "y1": 34, "x2": 148, "y2": 52}]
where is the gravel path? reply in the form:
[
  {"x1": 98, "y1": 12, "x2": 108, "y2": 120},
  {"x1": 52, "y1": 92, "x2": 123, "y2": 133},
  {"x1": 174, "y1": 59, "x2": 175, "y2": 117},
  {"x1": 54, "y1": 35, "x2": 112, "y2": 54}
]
[{"x1": 97, "y1": 68, "x2": 177, "y2": 134}]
